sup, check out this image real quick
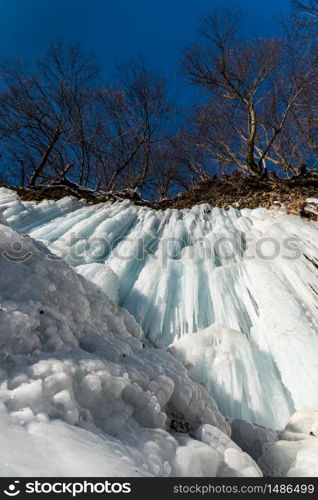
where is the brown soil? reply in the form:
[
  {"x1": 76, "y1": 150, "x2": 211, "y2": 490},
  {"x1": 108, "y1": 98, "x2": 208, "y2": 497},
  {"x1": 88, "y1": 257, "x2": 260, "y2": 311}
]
[
  {"x1": 5, "y1": 172, "x2": 318, "y2": 220},
  {"x1": 159, "y1": 173, "x2": 318, "y2": 220}
]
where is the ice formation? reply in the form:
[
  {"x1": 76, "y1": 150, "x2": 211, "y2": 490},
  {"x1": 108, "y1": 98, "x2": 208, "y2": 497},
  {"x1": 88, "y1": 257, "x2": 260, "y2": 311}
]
[
  {"x1": 232, "y1": 410, "x2": 318, "y2": 477},
  {"x1": 169, "y1": 325, "x2": 285, "y2": 429},
  {"x1": 0, "y1": 187, "x2": 318, "y2": 476},
  {"x1": 0, "y1": 214, "x2": 262, "y2": 476}
]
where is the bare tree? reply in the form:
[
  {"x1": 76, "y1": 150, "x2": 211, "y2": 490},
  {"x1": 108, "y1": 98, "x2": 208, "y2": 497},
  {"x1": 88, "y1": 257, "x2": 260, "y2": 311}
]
[
  {"x1": 147, "y1": 137, "x2": 180, "y2": 200},
  {"x1": 115, "y1": 57, "x2": 171, "y2": 193},
  {"x1": 0, "y1": 40, "x2": 99, "y2": 187},
  {"x1": 293, "y1": 0, "x2": 318, "y2": 25},
  {"x1": 182, "y1": 8, "x2": 317, "y2": 178},
  {"x1": 172, "y1": 127, "x2": 214, "y2": 186},
  {"x1": 93, "y1": 57, "x2": 171, "y2": 194},
  {"x1": 94, "y1": 86, "x2": 146, "y2": 191}
]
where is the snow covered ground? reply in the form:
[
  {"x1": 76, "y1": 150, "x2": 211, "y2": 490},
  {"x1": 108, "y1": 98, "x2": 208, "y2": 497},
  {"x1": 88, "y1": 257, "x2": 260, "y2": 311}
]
[{"x1": 0, "y1": 187, "x2": 318, "y2": 476}]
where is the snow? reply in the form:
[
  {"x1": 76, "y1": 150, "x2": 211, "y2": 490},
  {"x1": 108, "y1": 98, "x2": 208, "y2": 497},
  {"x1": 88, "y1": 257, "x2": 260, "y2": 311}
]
[
  {"x1": 257, "y1": 410, "x2": 318, "y2": 477},
  {"x1": 194, "y1": 424, "x2": 262, "y2": 477},
  {"x1": 0, "y1": 405, "x2": 152, "y2": 477},
  {"x1": 0, "y1": 187, "x2": 318, "y2": 476},
  {"x1": 305, "y1": 198, "x2": 318, "y2": 215},
  {"x1": 230, "y1": 411, "x2": 318, "y2": 476},
  {"x1": 0, "y1": 214, "x2": 263, "y2": 477}
]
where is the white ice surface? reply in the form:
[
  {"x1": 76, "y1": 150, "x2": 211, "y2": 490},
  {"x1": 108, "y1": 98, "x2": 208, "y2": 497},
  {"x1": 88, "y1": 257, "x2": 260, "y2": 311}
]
[
  {"x1": 230, "y1": 410, "x2": 318, "y2": 477},
  {"x1": 75, "y1": 263, "x2": 119, "y2": 304},
  {"x1": 0, "y1": 216, "x2": 263, "y2": 477},
  {"x1": 1, "y1": 188, "x2": 317, "y2": 431},
  {"x1": 169, "y1": 325, "x2": 289, "y2": 430},
  {"x1": 257, "y1": 410, "x2": 318, "y2": 477}
]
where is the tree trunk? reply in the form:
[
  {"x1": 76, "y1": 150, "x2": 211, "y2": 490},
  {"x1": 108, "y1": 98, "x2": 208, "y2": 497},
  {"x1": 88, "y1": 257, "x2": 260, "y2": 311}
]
[
  {"x1": 29, "y1": 129, "x2": 61, "y2": 186},
  {"x1": 246, "y1": 104, "x2": 262, "y2": 175},
  {"x1": 108, "y1": 141, "x2": 142, "y2": 191}
]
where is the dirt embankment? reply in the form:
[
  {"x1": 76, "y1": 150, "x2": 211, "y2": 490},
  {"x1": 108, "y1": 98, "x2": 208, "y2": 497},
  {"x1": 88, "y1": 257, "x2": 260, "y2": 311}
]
[
  {"x1": 5, "y1": 172, "x2": 318, "y2": 219},
  {"x1": 158, "y1": 173, "x2": 318, "y2": 220}
]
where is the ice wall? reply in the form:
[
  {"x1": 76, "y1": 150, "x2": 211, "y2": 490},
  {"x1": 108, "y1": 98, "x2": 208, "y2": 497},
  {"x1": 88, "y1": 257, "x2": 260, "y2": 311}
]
[
  {"x1": 1, "y1": 187, "x2": 317, "y2": 430},
  {"x1": 0, "y1": 218, "x2": 264, "y2": 477}
]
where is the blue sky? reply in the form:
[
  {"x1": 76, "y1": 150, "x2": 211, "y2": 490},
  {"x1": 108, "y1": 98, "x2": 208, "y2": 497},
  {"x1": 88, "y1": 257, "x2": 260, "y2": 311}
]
[{"x1": 0, "y1": 0, "x2": 291, "y2": 102}]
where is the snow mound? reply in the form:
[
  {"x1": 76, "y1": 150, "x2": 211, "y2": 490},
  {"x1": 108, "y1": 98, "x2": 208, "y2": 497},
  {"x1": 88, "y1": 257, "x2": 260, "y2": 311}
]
[
  {"x1": 230, "y1": 419, "x2": 278, "y2": 461},
  {"x1": 194, "y1": 424, "x2": 262, "y2": 477},
  {"x1": 258, "y1": 410, "x2": 318, "y2": 477},
  {"x1": 230, "y1": 410, "x2": 318, "y2": 477},
  {"x1": 0, "y1": 219, "x2": 262, "y2": 476}
]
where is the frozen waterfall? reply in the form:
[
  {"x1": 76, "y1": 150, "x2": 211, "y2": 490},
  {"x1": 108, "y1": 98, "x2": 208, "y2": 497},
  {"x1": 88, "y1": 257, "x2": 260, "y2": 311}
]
[{"x1": 1, "y1": 187, "x2": 318, "y2": 430}]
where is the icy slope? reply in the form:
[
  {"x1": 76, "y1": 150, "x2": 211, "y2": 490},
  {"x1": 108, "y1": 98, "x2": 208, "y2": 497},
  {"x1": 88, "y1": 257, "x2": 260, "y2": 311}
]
[
  {"x1": 0, "y1": 188, "x2": 318, "y2": 430},
  {"x1": 0, "y1": 218, "x2": 262, "y2": 477}
]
